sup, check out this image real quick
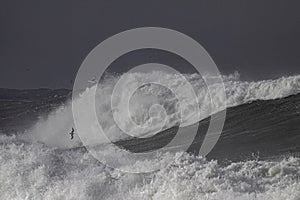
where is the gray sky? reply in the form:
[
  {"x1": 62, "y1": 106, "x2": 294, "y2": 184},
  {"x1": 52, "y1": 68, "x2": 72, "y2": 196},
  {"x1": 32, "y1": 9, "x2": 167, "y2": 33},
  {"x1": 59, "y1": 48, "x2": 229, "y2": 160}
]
[{"x1": 0, "y1": 0, "x2": 299, "y2": 89}]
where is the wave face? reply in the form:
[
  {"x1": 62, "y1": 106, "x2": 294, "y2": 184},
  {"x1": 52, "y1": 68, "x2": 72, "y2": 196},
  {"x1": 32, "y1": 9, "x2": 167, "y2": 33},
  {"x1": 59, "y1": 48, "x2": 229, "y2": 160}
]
[
  {"x1": 116, "y1": 92, "x2": 300, "y2": 163},
  {"x1": 0, "y1": 73, "x2": 300, "y2": 199},
  {"x1": 27, "y1": 72, "x2": 300, "y2": 148}
]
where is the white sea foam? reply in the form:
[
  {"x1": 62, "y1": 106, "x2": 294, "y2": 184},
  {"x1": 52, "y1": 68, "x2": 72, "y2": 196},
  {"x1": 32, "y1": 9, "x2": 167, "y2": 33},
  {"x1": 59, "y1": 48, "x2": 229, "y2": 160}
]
[
  {"x1": 1, "y1": 135, "x2": 300, "y2": 200},
  {"x1": 26, "y1": 72, "x2": 300, "y2": 148}
]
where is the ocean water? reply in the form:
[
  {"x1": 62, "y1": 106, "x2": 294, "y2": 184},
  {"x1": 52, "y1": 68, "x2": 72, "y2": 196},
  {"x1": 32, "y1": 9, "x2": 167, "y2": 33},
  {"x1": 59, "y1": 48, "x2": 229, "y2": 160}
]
[{"x1": 0, "y1": 72, "x2": 300, "y2": 199}]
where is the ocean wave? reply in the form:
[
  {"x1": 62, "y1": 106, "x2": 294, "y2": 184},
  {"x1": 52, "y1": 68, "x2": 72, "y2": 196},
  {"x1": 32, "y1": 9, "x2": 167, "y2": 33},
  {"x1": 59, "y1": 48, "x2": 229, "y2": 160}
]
[{"x1": 27, "y1": 72, "x2": 300, "y2": 148}]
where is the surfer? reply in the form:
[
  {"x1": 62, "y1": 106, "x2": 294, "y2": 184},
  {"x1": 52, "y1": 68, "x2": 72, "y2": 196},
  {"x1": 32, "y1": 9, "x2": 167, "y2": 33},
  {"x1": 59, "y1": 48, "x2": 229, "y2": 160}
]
[{"x1": 69, "y1": 128, "x2": 75, "y2": 140}]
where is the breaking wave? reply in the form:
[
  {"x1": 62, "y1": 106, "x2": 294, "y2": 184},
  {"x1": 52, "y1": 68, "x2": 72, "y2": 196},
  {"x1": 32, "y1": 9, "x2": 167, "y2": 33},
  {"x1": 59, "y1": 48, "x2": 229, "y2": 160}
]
[{"x1": 27, "y1": 72, "x2": 300, "y2": 148}]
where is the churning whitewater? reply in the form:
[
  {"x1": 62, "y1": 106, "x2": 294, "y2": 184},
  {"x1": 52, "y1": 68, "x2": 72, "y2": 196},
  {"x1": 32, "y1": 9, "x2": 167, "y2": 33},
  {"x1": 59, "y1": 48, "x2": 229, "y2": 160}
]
[{"x1": 1, "y1": 72, "x2": 300, "y2": 199}]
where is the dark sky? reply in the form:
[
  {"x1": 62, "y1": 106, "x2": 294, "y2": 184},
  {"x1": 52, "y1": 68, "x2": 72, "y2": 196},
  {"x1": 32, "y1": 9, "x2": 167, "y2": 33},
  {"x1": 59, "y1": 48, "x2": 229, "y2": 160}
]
[{"x1": 0, "y1": 0, "x2": 299, "y2": 89}]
